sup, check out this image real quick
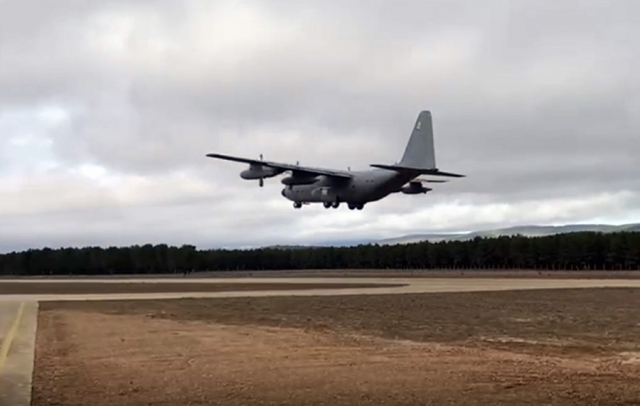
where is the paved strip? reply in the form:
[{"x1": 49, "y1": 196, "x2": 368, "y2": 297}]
[
  {"x1": 1, "y1": 278, "x2": 640, "y2": 302},
  {"x1": 0, "y1": 301, "x2": 38, "y2": 406},
  {"x1": 0, "y1": 303, "x2": 24, "y2": 380}
]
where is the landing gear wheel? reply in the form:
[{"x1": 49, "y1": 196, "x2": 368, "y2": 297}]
[
  {"x1": 323, "y1": 202, "x2": 332, "y2": 209},
  {"x1": 356, "y1": 204, "x2": 364, "y2": 210},
  {"x1": 259, "y1": 178, "x2": 264, "y2": 187},
  {"x1": 332, "y1": 201, "x2": 340, "y2": 209},
  {"x1": 293, "y1": 202, "x2": 302, "y2": 209}
]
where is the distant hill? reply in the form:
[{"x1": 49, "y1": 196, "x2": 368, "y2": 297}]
[
  {"x1": 254, "y1": 223, "x2": 640, "y2": 250},
  {"x1": 262, "y1": 245, "x2": 317, "y2": 250},
  {"x1": 376, "y1": 233, "x2": 466, "y2": 245},
  {"x1": 619, "y1": 224, "x2": 640, "y2": 232},
  {"x1": 376, "y1": 223, "x2": 640, "y2": 245}
]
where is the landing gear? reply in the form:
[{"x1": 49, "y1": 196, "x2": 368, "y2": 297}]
[
  {"x1": 259, "y1": 178, "x2": 264, "y2": 187},
  {"x1": 293, "y1": 202, "x2": 302, "y2": 209},
  {"x1": 323, "y1": 201, "x2": 340, "y2": 209},
  {"x1": 348, "y1": 203, "x2": 364, "y2": 210}
]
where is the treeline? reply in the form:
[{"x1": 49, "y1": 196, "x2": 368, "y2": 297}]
[{"x1": 1, "y1": 232, "x2": 640, "y2": 276}]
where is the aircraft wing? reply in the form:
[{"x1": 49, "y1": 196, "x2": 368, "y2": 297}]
[{"x1": 206, "y1": 153, "x2": 353, "y2": 180}]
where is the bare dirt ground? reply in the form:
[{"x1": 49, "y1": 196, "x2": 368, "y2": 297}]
[
  {"x1": 261, "y1": 269, "x2": 640, "y2": 279},
  {"x1": 0, "y1": 281, "x2": 394, "y2": 295},
  {"x1": 7, "y1": 269, "x2": 640, "y2": 280},
  {"x1": 191, "y1": 269, "x2": 640, "y2": 279},
  {"x1": 34, "y1": 288, "x2": 640, "y2": 406}
]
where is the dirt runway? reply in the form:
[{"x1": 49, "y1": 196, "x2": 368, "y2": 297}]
[{"x1": 33, "y1": 288, "x2": 640, "y2": 406}]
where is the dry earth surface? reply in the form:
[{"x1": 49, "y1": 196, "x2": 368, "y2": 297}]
[
  {"x1": 233, "y1": 270, "x2": 640, "y2": 279},
  {"x1": 6, "y1": 270, "x2": 640, "y2": 280},
  {"x1": 148, "y1": 270, "x2": 640, "y2": 280},
  {"x1": 273, "y1": 270, "x2": 640, "y2": 279},
  {"x1": 34, "y1": 288, "x2": 640, "y2": 406}
]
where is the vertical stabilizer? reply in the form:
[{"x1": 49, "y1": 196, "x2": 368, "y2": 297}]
[{"x1": 399, "y1": 110, "x2": 436, "y2": 169}]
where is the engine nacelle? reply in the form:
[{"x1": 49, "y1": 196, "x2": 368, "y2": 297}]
[
  {"x1": 281, "y1": 174, "x2": 319, "y2": 186},
  {"x1": 240, "y1": 164, "x2": 280, "y2": 180},
  {"x1": 400, "y1": 182, "x2": 431, "y2": 195}
]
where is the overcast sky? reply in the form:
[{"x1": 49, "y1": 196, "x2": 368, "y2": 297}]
[{"x1": 1, "y1": 0, "x2": 639, "y2": 252}]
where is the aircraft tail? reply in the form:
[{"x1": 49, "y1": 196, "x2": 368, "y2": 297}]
[
  {"x1": 369, "y1": 110, "x2": 465, "y2": 178},
  {"x1": 399, "y1": 110, "x2": 436, "y2": 169}
]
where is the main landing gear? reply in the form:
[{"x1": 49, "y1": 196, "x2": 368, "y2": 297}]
[
  {"x1": 323, "y1": 201, "x2": 340, "y2": 209},
  {"x1": 293, "y1": 201, "x2": 364, "y2": 210}
]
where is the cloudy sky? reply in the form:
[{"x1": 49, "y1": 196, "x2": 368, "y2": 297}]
[{"x1": 1, "y1": 0, "x2": 639, "y2": 251}]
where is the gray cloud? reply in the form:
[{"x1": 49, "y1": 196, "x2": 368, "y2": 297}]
[{"x1": 1, "y1": 0, "x2": 639, "y2": 251}]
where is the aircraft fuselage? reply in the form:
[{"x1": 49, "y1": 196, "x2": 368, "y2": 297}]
[{"x1": 281, "y1": 169, "x2": 418, "y2": 209}]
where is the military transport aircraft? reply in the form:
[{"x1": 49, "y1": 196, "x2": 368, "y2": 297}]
[{"x1": 206, "y1": 110, "x2": 464, "y2": 210}]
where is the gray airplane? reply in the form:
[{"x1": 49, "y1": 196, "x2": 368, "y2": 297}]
[{"x1": 206, "y1": 110, "x2": 464, "y2": 210}]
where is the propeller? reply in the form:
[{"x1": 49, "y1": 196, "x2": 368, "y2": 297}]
[{"x1": 259, "y1": 154, "x2": 264, "y2": 187}]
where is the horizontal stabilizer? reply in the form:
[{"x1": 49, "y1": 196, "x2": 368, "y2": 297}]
[
  {"x1": 414, "y1": 177, "x2": 449, "y2": 183},
  {"x1": 370, "y1": 164, "x2": 465, "y2": 178}
]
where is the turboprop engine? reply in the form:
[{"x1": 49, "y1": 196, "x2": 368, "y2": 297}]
[
  {"x1": 240, "y1": 163, "x2": 282, "y2": 187},
  {"x1": 400, "y1": 181, "x2": 432, "y2": 195},
  {"x1": 281, "y1": 174, "x2": 319, "y2": 186}
]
